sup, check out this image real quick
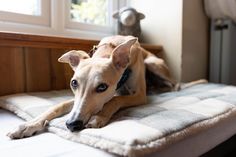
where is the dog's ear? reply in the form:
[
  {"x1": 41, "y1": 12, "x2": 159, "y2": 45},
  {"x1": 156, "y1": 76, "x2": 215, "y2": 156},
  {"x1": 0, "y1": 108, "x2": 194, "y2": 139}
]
[
  {"x1": 58, "y1": 50, "x2": 90, "y2": 71},
  {"x1": 111, "y1": 38, "x2": 137, "y2": 70}
]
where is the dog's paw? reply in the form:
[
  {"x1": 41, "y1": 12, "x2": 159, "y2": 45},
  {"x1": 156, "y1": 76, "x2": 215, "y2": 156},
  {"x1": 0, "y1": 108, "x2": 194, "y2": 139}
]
[
  {"x1": 7, "y1": 121, "x2": 44, "y2": 139},
  {"x1": 86, "y1": 115, "x2": 109, "y2": 129}
]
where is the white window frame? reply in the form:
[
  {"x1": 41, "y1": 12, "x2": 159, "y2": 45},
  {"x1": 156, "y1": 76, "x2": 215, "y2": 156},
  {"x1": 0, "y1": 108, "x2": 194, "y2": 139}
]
[
  {"x1": 0, "y1": 0, "x2": 50, "y2": 26},
  {"x1": 0, "y1": 0, "x2": 127, "y2": 40}
]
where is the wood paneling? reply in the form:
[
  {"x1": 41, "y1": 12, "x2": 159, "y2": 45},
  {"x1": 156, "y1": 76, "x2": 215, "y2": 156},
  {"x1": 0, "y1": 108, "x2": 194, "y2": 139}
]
[
  {"x1": 64, "y1": 63, "x2": 74, "y2": 89},
  {"x1": 0, "y1": 47, "x2": 25, "y2": 95},
  {"x1": 0, "y1": 32, "x2": 163, "y2": 96},
  {"x1": 0, "y1": 32, "x2": 98, "y2": 49},
  {"x1": 50, "y1": 49, "x2": 69, "y2": 90},
  {"x1": 141, "y1": 43, "x2": 163, "y2": 58},
  {"x1": 0, "y1": 32, "x2": 162, "y2": 53},
  {"x1": 25, "y1": 48, "x2": 51, "y2": 92}
]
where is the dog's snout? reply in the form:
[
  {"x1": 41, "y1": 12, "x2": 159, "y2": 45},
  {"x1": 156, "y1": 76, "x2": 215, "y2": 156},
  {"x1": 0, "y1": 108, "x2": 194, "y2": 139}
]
[{"x1": 66, "y1": 119, "x2": 84, "y2": 132}]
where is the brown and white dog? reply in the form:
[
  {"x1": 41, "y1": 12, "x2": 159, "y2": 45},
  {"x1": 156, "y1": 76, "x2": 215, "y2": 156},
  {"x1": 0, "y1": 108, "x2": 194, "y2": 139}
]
[{"x1": 7, "y1": 35, "x2": 191, "y2": 139}]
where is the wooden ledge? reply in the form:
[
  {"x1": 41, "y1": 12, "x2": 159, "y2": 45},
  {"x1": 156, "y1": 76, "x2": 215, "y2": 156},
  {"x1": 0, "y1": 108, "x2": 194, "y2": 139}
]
[
  {"x1": 0, "y1": 32, "x2": 162, "y2": 54},
  {"x1": 0, "y1": 32, "x2": 98, "y2": 49}
]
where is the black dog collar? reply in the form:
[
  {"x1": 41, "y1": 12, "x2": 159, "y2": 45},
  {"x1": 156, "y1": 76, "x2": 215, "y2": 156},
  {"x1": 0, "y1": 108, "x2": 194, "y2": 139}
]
[{"x1": 116, "y1": 68, "x2": 132, "y2": 90}]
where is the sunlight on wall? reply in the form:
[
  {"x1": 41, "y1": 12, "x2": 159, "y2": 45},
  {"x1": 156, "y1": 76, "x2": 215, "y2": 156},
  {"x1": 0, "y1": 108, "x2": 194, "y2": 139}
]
[
  {"x1": 129, "y1": 0, "x2": 208, "y2": 82},
  {"x1": 129, "y1": 0, "x2": 183, "y2": 81}
]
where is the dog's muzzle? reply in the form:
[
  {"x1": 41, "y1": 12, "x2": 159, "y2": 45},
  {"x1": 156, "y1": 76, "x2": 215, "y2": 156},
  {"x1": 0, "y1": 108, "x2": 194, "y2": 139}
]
[{"x1": 66, "y1": 119, "x2": 84, "y2": 132}]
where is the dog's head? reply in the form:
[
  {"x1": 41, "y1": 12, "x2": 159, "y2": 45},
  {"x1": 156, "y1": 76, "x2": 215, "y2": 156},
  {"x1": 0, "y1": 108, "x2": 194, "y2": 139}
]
[{"x1": 58, "y1": 38, "x2": 137, "y2": 131}]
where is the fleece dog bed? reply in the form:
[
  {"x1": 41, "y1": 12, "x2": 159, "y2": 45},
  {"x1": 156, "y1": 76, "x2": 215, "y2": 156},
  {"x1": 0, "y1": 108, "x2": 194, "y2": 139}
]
[{"x1": 1, "y1": 83, "x2": 236, "y2": 157}]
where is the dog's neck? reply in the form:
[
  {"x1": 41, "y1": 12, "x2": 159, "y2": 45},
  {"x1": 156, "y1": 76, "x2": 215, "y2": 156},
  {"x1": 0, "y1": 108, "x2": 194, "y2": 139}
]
[{"x1": 88, "y1": 42, "x2": 132, "y2": 90}]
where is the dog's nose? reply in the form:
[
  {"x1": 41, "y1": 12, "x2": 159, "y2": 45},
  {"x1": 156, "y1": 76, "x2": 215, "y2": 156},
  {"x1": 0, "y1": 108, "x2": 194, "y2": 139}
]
[{"x1": 66, "y1": 119, "x2": 84, "y2": 132}]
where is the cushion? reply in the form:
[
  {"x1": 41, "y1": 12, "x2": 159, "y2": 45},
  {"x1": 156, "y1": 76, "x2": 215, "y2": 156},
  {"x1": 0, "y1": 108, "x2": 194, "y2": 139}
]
[{"x1": 1, "y1": 83, "x2": 236, "y2": 157}]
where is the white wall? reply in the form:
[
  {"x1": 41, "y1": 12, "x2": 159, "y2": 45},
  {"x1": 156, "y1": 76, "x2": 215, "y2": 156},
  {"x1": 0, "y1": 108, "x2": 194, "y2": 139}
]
[
  {"x1": 129, "y1": 0, "x2": 183, "y2": 81},
  {"x1": 128, "y1": 0, "x2": 209, "y2": 82}
]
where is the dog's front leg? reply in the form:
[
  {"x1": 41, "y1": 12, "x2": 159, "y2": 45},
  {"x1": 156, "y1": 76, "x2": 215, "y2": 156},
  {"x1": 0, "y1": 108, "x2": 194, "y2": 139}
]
[
  {"x1": 86, "y1": 93, "x2": 146, "y2": 128},
  {"x1": 7, "y1": 99, "x2": 74, "y2": 139}
]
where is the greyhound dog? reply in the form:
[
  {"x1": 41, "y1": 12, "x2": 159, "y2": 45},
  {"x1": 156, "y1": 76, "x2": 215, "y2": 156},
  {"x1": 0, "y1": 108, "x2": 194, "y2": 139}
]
[{"x1": 7, "y1": 35, "x2": 182, "y2": 139}]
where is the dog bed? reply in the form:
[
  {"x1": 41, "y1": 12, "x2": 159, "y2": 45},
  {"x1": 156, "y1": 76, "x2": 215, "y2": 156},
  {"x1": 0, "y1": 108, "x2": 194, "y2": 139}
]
[{"x1": 1, "y1": 83, "x2": 236, "y2": 157}]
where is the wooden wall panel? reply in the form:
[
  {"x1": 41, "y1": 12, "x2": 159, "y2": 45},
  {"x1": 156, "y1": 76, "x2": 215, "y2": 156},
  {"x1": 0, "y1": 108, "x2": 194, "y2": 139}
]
[
  {"x1": 25, "y1": 48, "x2": 51, "y2": 92},
  {"x1": 50, "y1": 49, "x2": 68, "y2": 90},
  {"x1": 0, "y1": 47, "x2": 25, "y2": 95},
  {"x1": 64, "y1": 63, "x2": 74, "y2": 89},
  {"x1": 0, "y1": 32, "x2": 162, "y2": 96}
]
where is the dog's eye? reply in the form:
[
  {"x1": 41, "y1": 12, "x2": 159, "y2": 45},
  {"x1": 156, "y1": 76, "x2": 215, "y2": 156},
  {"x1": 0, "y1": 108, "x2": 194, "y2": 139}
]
[
  {"x1": 96, "y1": 83, "x2": 108, "y2": 93},
  {"x1": 71, "y1": 79, "x2": 78, "y2": 89}
]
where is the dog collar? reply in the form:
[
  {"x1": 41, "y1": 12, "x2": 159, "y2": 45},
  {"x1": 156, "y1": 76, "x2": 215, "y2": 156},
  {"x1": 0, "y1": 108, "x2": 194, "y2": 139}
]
[
  {"x1": 116, "y1": 68, "x2": 132, "y2": 90},
  {"x1": 89, "y1": 43, "x2": 116, "y2": 57}
]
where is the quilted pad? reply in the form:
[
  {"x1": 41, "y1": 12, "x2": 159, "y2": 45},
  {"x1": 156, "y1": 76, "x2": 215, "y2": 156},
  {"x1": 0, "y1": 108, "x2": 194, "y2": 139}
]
[{"x1": 1, "y1": 83, "x2": 236, "y2": 157}]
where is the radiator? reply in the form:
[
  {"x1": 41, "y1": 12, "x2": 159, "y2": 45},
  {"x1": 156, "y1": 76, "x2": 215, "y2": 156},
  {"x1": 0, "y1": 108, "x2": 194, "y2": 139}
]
[{"x1": 209, "y1": 19, "x2": 236, "y2": 85}]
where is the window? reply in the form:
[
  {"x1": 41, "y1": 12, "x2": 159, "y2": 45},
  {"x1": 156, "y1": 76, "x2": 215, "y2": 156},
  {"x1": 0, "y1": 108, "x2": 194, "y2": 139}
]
[
  {"x1": 70, "y1": 0, "x2": 108, "y2": 26},
  {"x1": 0, "y1": 0, "x2": 41, "y2": 16},
  {"x1": 0, "y1": 0, "x2": 50, "y2": 26},
  {"x1": 0, "y1": 0, "x2": 126, "y2": 39},
  {"x1": 65, "y1": 0, "x2": 117, "y2": 34}
]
